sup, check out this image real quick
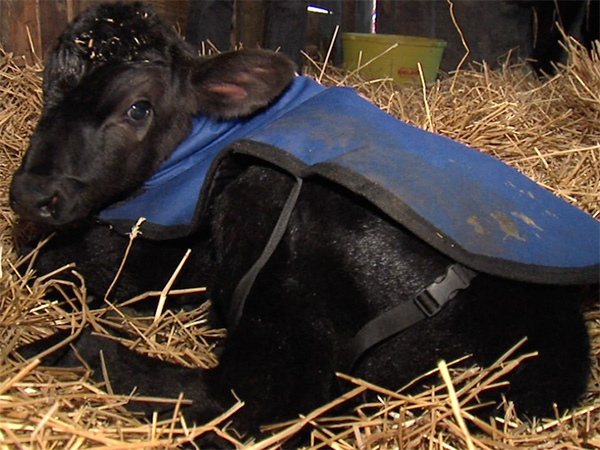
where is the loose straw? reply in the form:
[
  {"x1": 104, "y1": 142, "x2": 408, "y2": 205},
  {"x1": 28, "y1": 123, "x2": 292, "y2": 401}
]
[{"x1": 439, "y1": 360, "x2": 475, "y2": 450}]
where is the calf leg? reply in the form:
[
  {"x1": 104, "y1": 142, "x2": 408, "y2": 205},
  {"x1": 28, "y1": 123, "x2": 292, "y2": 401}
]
[
  {"x1": 21, "y1": 223, "x2": 214, "y2": 313},
  {"x1": 18, "y1": 327, "x2": 231, "y2": 426}
]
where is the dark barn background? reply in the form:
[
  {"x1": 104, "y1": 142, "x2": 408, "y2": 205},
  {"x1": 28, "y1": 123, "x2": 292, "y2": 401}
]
[{"x1": 0, "y1": 1, "x2": 598, "y2": 76}]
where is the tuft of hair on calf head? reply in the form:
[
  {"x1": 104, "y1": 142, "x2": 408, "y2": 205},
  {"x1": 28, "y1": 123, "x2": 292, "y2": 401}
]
[
  {"x1": 40, "y1": 1, "x2": 296, "y2": 119},
  {"x1": 42, "y1": 1, "x2": 196, "y2": 110}
]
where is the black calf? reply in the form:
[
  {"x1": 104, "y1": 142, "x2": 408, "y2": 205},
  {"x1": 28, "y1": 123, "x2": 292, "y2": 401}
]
[{"x1": 9, "y1": 1, "x2": 594, "y2": 442}]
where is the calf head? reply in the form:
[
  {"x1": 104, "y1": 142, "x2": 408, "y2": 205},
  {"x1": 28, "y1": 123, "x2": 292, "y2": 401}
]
[{"x1": 10, "y1": 1, "x2": 295, "y2": 227}]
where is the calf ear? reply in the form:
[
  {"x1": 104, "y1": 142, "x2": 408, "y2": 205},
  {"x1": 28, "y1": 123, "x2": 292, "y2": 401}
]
[{"x1": 192, "y1": 49, "x2": 297, "y2": 118}]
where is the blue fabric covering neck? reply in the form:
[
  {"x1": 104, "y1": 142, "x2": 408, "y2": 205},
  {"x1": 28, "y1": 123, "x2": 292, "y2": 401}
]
[
  {"x1": 99, "y1": 76, "x2": 326, "y2": 228},
  {"x1": 99, "y1": 76, "x2": 600, "y2": 284}
]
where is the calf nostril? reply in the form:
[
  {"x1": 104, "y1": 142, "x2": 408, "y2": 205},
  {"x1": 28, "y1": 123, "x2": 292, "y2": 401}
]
[{"x1": 37, "y1": 194, "x2": 60, "y2": 219}]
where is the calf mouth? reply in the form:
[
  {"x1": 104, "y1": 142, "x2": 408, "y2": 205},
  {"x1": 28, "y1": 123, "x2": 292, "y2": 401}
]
[{"x1": 9, "y1": 174, "x2": 94, "y2": 228}]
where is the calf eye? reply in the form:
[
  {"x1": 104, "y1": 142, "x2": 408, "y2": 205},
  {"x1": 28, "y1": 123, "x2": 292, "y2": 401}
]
[{"x1": 126, "y1": 101, "x2": 152, "y2": 121}]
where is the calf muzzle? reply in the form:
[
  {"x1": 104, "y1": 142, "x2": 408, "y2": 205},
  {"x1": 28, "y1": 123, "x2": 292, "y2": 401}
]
[{"x1": 10, "y1": 171, "x2": 82, "y2": 226}]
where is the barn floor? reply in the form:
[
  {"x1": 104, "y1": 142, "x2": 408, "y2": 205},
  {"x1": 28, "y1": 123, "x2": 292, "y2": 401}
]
[{"x1": 0, "y1": 36, "x2": 599, "y2": 449}]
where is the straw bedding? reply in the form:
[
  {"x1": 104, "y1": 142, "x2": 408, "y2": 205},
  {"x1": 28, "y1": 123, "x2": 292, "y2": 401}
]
[{"x1": 0, "y1": 36, "x2": 598, "y2": 449}]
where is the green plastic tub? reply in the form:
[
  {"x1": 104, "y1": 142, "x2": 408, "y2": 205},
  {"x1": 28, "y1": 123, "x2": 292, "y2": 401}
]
[{"x1": 342, "y1": 32, "x2": 447, "y2": 84}]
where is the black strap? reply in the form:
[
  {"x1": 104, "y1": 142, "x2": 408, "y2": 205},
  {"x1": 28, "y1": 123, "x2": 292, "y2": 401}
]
[
  {"x1": 226, "y1": 177, "x2": 476, "y2": 369},
  {"x1": 347, "y1": 263, "x2": 477, "y2": 371},
  {"x1": 228, "y1": 177, "x2": 303, "y2": 329}
]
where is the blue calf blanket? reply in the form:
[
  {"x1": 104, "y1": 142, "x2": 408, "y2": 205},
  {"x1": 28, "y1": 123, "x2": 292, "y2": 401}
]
[{"x1": 99, "y1": 76, "x2": 600, "y2": 285}]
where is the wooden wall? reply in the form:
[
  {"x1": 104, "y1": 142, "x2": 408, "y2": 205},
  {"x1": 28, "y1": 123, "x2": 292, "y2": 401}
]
[
  {"x1": 0, "y1": 0, "x2": 189, "y2": 63},
  {"x1": 0, "y1": 0, "x2": 366, "y2": 66}
]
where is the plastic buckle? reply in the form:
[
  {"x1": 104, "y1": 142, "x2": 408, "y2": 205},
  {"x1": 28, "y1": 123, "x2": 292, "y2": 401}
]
[{"x1": 414, "y1": 264, "x2": 477, "y2": 317}]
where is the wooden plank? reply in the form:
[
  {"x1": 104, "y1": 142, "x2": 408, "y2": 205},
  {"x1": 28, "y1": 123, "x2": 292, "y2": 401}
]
[
  {"x1": 375, "y1": 0, "x2": 396, "y2": 34},
  {"x1": 150, "y1": 0, "x2": 189, "y2": 34},
  {"x1": 38, "y1": 0, "x2": 68, "y2": 57},
  {"x1": 236, "y1": 0, "x2": 264, "y2": 48},
  {"x1": 342, "y1": 0, "x2": 356, "y2": 33},
  {"x1": 0, "y1": 0, "x2": 42, "y2": 62}
]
